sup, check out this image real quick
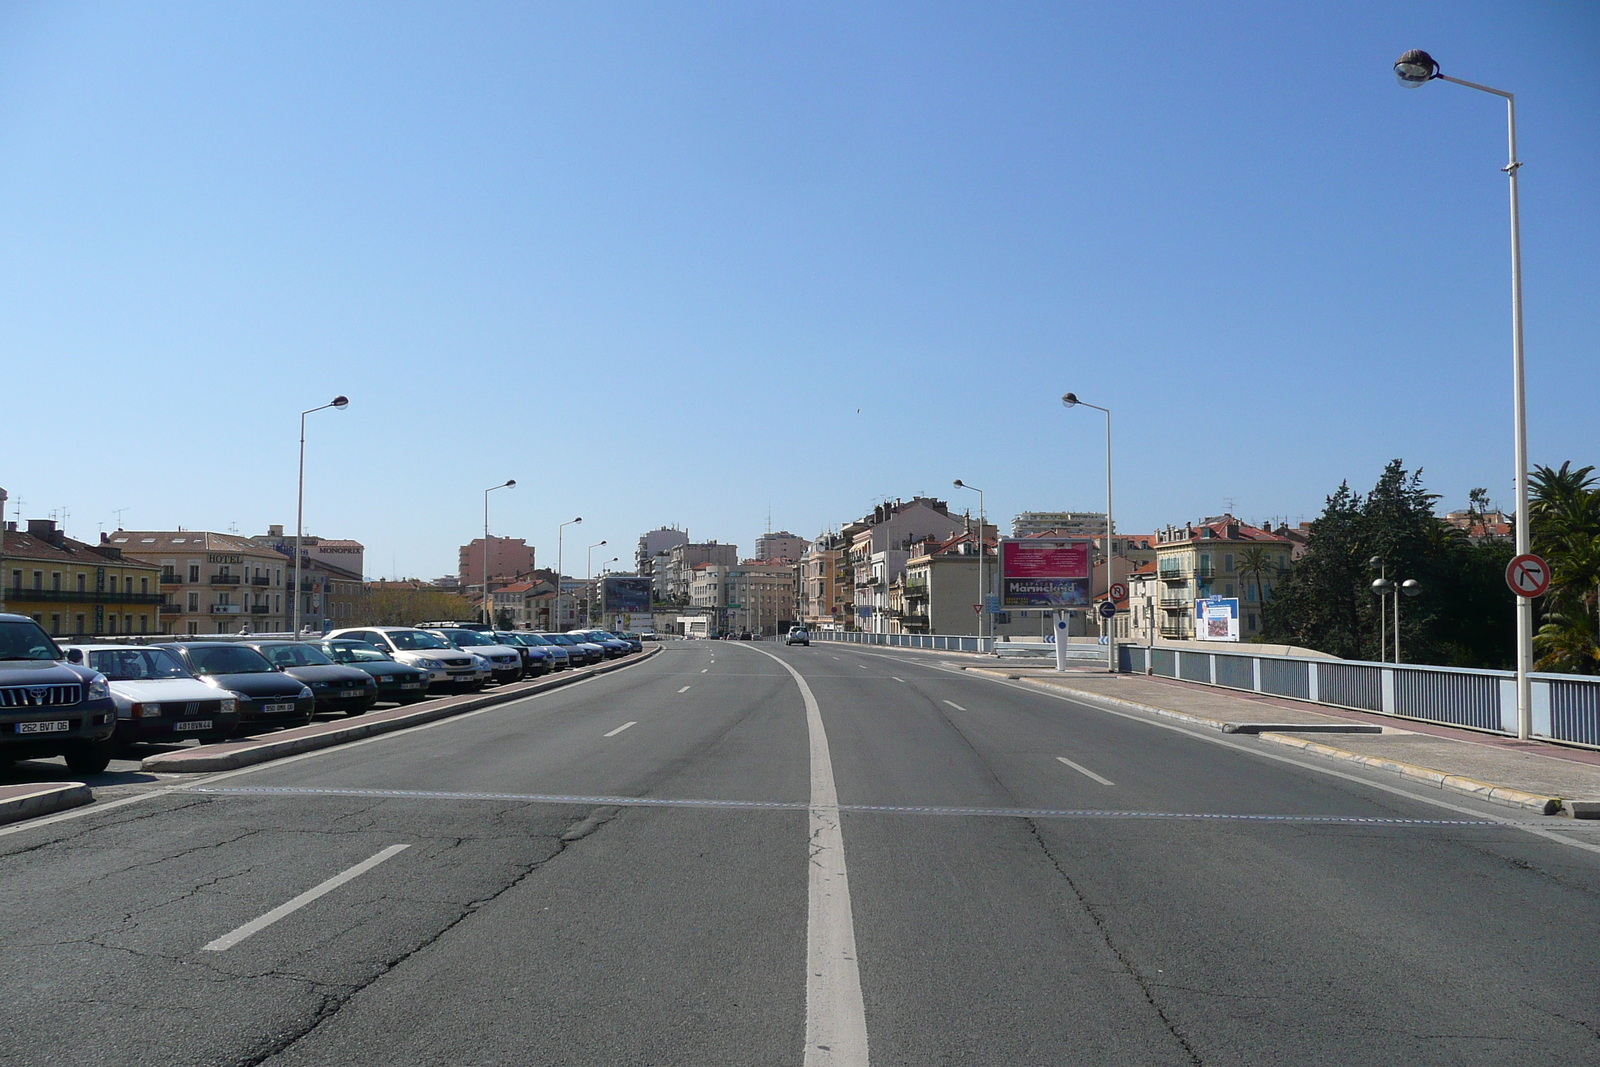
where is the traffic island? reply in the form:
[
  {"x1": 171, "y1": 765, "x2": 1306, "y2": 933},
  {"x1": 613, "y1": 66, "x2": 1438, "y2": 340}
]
[
  {"x1": 0, "y1": 781, "x2": 93, "y2": 825},
  {"x1": 140, "y1": 646, "x2": 662, "y2": 774}
]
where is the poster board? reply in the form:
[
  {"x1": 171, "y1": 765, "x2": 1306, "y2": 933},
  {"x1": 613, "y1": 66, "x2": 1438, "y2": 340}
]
[
  {"x1": 999, "y1": 538, "x2": 1091, "y2": 609},
  {"x1": 1195, "y1": 596, "x2": 1240, "y2": 641}
]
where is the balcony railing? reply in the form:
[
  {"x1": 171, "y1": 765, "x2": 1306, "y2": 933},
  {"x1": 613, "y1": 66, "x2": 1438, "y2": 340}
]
[
  {"x1": 249, "y1": 605, "x2": 271, "y2": 614},
  {"x1": 6, "y1": 589, "x2": 166, "y2": 605},
  {"x1": 161, "y1": 574, "x2": 182, "y2": 585},
  {"x1": 210, "y1": 574, "x2": 242, "y2": 585},
  {"x1": 249, "y1": 575, "x2": 271, "y2": 586},
  {"x1": 210, "y1": 604, "x2": 243, "y2": 614},
  {"x1": 159, "y1": 603, "x2": 183, "y2": 615}
]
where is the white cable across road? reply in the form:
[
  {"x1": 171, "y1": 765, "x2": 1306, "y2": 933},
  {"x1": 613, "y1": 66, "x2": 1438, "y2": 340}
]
[{"x1": 744, "y1": 643, "x2": 869, "y2": 1067}]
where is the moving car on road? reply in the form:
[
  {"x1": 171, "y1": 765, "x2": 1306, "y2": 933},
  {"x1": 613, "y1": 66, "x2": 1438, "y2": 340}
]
[
  {"x1": 245, "y1": 641, "x2": 379, "y2": 717},
  {"x1": 155, "y1": 642, "x2": 314, "y2": 732},
  {"x1": 785, "y1": 627, "x2": 810, "y2": 646},
  {"x1": 314, "y1": 640, "x2": 432, "y2": 704},
  {"x1": 0, "y1": 615, "x2": 117, "y2": 773},
  {"x1": 76, "y1": 644, "x2": 240, "y2": 746},
  {"x1": 326, "y1": 627, "x2": 482, "y2": 692}
]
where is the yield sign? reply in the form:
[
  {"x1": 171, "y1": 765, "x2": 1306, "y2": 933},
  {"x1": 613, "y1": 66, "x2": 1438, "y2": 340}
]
[{"x1": 1505, "y1": 553, "x2": 1551, "y2": 598}]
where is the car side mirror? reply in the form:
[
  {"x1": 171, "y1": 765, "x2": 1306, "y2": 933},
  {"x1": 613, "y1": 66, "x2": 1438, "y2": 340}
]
[{"x1": 65, "y1": 647, "x2": 83, "y2": 664}]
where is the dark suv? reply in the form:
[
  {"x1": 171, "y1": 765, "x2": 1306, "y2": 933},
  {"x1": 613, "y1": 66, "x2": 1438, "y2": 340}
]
[{"x1": 0, "y1": 614, "x2": 118, "y2": 773}]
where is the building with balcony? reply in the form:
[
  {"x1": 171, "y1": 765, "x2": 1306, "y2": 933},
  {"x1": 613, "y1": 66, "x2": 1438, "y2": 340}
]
[
  {"x1": 636, "y1": 527, "x2": 690, "y2": 597},
  {"x1": 112, "y1": 530, "x2": 293, "y2": 635},
  {"x1": 0, "y1": 520, "x2": 165, "y2": 638},
  {"x1": 662, "y1": 542, "x2": 739, "y2": 604},
  {"x1": 800, "y1": 532, "x2": 850, "y2": 630},
  {"x1": 1153, "y1": 516, "x2": 1293, "y2": 640},
  {"x1": 689, "y1": 561, "x2": 798, "y2": 636},
  {"x1": 754, "y1": 531, "x2": 810, "y2": 563},
  {"x1": 844, "y1": 498, "x2": 978, "y2": 633},
  {"x1": 1012, "y1": 511, "x2": 1111, "y2": 539}
]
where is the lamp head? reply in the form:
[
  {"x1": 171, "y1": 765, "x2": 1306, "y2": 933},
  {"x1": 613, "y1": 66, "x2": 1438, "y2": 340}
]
[
  {"x1": 1061, "y1": 393, "x2": 1079, "y2": 408},
  {"x1": 504, "y1": 479, "x2": 516, "y2": 489},
  {"x1": 1368, "y1": 555, "x2": 1386, "y2": 572},
  {"x1": 952, "y1": 479, "x2": 964, "y2": 488},
  {"x1": 574, "y1": 517, "x2": 582, "y2": 524},
  {"x1": 1394, "y1": 49, "x2": 1438, "y2": 88},
  {"x1": 1401, "y1": 578, "x2": 1422, "y2": 597},
  {"x1": 1371, "y1": 578, "x2": 1394, "y2": 595},
  {"x1": 330, "y1": 395, "x2": 350, "y2": 409}
]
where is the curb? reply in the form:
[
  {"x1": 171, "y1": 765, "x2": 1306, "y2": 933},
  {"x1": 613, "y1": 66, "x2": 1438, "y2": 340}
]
[
  {"x1": 1258, "y1": 732, "x2": 1564, "y2": 816},
  {"x1": 141, "y1": 646, "x2": 662, "y2": 774},
  {"x1": 0, "y1": 782, "x2": 93, "y2": 826}
]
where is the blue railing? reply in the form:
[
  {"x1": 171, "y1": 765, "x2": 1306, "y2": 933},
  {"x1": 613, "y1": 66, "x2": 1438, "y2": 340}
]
[{"x1": 811, "y1": 630, "x2": 993, "y2": 654}]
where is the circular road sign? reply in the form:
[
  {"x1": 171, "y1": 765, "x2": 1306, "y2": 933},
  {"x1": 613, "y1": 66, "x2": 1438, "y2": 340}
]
[
  {"x1": 1108, "y1": 582, "x2": 1128, "y2": 602},
  {"x1": 1098, "y1": 601, "x2": 1118, "y2": 619},
  {"x1": 1505, "y1": 553, "x2": 1551, "y2": 598}
]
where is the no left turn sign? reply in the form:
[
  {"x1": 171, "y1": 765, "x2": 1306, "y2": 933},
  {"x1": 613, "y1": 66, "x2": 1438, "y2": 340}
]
[
  {"x1": 1108, "y1": 582, "x2": 1129, "y2": 602},
  {"x1": 1505, "y1": 553, "x2": 1551, "y2": 598}
]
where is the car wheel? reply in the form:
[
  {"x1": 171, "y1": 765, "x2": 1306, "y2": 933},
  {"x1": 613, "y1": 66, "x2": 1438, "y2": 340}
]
[{"x1": 64, "y1": 738, "x2": 115, "y2": 775}]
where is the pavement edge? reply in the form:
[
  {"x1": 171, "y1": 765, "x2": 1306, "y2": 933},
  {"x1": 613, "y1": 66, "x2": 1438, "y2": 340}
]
[{"x1": 0, "y1": 782, "x2": 94, "y2": 825}]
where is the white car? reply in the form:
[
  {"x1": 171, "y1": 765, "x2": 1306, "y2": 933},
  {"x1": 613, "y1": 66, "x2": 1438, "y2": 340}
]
[
  {"x1": 76, "y1": 644, "x2": 242, "y2": 744},
  {"x1": 326, "y1": 627, "x2": 483, "y2": 691}
]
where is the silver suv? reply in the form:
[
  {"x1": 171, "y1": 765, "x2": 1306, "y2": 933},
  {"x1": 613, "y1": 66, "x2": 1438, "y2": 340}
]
[{"x1": 326, "y1": 627, "x2": 482, "y2": 691}]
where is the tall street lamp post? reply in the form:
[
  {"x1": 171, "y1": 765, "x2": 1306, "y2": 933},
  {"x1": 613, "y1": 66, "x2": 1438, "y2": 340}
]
[
  {"x1": 1395, "y1": 49, "x2": 1533, "y2": 738},
  {"x1": 1062, "y1": 393, "x2": 1116, "y2": 673},
  {"x1": 293, "y1": 395, "x2": 349, "y2": 636},
  {"x1": 482, "y1": 480, "x2": 516, "y2": 627},
  {"x1": 556, "y1": 517, "x2": 581, "y2": 631},
  {"x1": 952, "y1": 480, "x2": 987, "y2": 642},
  {"x1": 586, "y1": 540, "x2": 608, "y2": 625}
]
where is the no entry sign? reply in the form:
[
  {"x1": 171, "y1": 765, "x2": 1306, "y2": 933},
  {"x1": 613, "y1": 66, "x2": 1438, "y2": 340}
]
[
  {"x1": 1505, "y1": 553, "x2": 1551, "y2": 598},
  {"x1": 1108, "y1": 582, "x2": 1128, "y2": 602}
]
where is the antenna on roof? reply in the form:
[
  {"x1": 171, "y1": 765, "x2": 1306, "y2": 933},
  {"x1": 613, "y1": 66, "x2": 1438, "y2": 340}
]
[{"x1": 1223, "y1": 497, "x2": 1236, "y2": 515}]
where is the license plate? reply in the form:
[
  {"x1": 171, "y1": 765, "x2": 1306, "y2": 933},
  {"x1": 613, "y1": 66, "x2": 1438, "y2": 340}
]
[
  {"x1": 17, "y1": 720, "x2": 70, "y2": 734},
  {"x1": 262, "y1": 703, "x2": 297, "y2": 715},
  {"x1": 339, "y1": 689, "x2": 364, "y2": 698},
  {"x1": 174, "y1": 720, "x2": 213, "y2": 732},
  {"x1": 400, "y1": 683, "x2": 423, "y2": 690}
]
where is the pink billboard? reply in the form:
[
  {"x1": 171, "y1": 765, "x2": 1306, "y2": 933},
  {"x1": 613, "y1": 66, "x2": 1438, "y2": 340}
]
[{"x1": 1002, "y1": 539, "x2": 1090, "y2": 580}]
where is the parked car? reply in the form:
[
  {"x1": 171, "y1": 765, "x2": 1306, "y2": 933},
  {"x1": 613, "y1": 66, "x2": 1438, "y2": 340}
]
[
  {"x1": 570, "y1": 630, "x2": 629, "y2": 659},
  {"x1": 538, "y1": 632, "x2": 604, "y2": 666},
  {"x1": 77, "y1": 644, "x2": 241, "y2": 746},
  {"x1": 639, "y1": 630, "x2": 660, "y2": 641},
  {"x1": 314, "y1": 640, "x2": 432, "y2": 704},
  {"x1": 156, "y1": 642, "x2": 315, "y2": 732},
  {"x1": 610, "y1": 631, "x2": 645, "y2": 653},
  {"x1": 508, "y1": 631, "x2": 569, "y2": 670},
  {"x1": 325, "y1": 627, "x2": 482, "y2": 691},
  {"x1": 786, "y1": 627, "x2": 811, "y2": 646},
  {"x1": 244, "y1": 641, "x2": 379, "y2": 716},
  {"x1": 420, "y1": 628, "x2": 524, "y2": 685},
  {"x1": 0, "y1": 615, "x2": 117, "y2": 773},
  {"x1": 490, "y1": 632, "x2": 555, "y2": 677}
]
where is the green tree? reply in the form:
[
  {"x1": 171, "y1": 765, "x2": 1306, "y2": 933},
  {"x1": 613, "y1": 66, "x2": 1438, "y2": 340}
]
[
  {"x1": 1235, "y1": 545, "x2": 1279, "y2": 630},
  {"x1": 1530, "y1": 462, "x2": 1600, "y2": 673},
  {"x1": 1264, "y1": 460, "x2": 1515, "y2": 667}
]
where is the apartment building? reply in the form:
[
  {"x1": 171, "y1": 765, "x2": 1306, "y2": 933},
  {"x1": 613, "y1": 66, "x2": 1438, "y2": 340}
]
[
  {"x1": 114, "y1": 530, "x2": 293, "y2": 635},
  {"x1": 458, "y1": 535, "x2": 537, "y2": 592},
  {"x1": 754, "y1": 531, "x2": 810, "y2": 563},
  {"x1": 0, "y1": 520, "x2": 164, "y2": 638},
  {"x1": 1012, "y1": 511, "x2": 1111, "y2": 539},
  {"x1": 800, "y1": 532, "x2": 850, "y2": 629},
  {"x1": 636, "y1": 527, "x2": 690, "y2": 596},
  {"x1": 689, "y1": 561, "x2": 798, "y2": 636},
  {"x1": 663, "y1": 542, "x2": 739, "y2": 603},
  {"x1": 1153, "y1": 516, "x2": 1293, "y2": 639},
  {"x1": 845, "y1": 498, "x2": 978, "y2": 633}
]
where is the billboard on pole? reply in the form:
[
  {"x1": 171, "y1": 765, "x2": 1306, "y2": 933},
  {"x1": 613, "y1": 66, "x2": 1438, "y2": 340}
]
[
  {"x1": 601, "y1": 576, "x2": 652, "y2": 616},
  {"x1": 1195, "y1": 596, "x2": 1239, "y2": 641},
  {"x1": 999, "y1": 538, "x2": 1091, "y2": 609}
]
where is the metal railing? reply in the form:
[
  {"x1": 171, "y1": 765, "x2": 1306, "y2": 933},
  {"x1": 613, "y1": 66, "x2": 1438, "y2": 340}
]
[
  {"x1": 210, "y1": 574, "x2": 242, "y2": 585},
  {"x1": 1118, "y1": 644, "x2": 1600, "y2": 749},
  {"x1": 4, "y1": 590, "x2": 166, "y2": 605},
  {"x1": 813, "y1": 630, "x2": 993, "y2": 654}
]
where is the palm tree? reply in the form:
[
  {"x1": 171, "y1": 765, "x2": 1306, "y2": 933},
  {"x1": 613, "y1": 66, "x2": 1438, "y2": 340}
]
[
  {"x1": 1235, "y1": 545, "x2": 1279, "y2": 627},
  {"x1": 1530, "y1": 463, "x2": 1600, "y2": 674}
]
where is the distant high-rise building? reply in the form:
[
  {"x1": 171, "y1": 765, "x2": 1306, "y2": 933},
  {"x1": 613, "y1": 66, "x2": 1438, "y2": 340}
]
[
  {"x1": 459, "y1": 536, "x2": 537, "y2": 593},
  {"x1": 636, "y1": 526, "x2": 691, "y2": 594},
  {"x1": 754, "y1": 530, "x2": 809, "y2": 562},
  {"x1": 1012, "y1": 511, "x2": 1111, "y2": 539}
]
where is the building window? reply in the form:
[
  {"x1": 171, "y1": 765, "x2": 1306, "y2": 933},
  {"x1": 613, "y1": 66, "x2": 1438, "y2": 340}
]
[
  {"x1": 140, "y1": 577, "x2": 149, "y2": 594},
  {"x1": 75, "y1": 614, "x2": 86, "y2": 633},
  {"x1": 51, "y1": 572, "x2": 61, "y2": 591},
  {"x1": 188, "y1": 563, "x2": 200, "y2": 582},
  {"x1": 33, "y1": 571, "x2": 43, "y2": 590},
  {"x1": 10, "y1": 570, "x2": 19, "y2": 591},
  {"x1": 188, "y1": 592, "x2": 200, "y2": 612},
  {"x1": 187, "y1": 621, "x2": 200, "y2": 634},
  {"x1": 76, "y1": 573, "x2": 86, "y2": 593},
  {"x1": 49, "y1": 614, "x2": 60, "y2": 634},
  {"x1": 108, "y1": 575, "x2": 118, "y2": 594}
]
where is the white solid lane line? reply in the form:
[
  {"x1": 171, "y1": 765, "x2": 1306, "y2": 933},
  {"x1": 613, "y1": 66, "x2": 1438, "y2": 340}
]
[
  {"x1": 943, "y1": 700, "x2": 966, "y2": 711},
  {"x1": 742, "y1": 644, "x2": 869, "y2": 1067},
  {"x1": 604, "y1": 721, "x2": 637, "y2": 737},
  {"x1": 678, "y1": 685, "x2": 692, "y2": 693},
  {"x1": 202, "y1": 844, "x2": 410, "y2": 952},
  {"x1": 1056, "y1": 755, "x2": 1114, "y2": 786}
]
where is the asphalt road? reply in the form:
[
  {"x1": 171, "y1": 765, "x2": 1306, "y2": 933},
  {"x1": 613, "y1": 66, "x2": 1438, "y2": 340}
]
[{"x1": 2, "y1": 641, "x2": 1598, "y2": 1066}]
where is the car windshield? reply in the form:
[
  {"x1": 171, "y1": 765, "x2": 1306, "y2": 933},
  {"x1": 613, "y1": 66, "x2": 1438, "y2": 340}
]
[
  {"x1": 387, "y1": 630, "x2": 451, "y2": 650},
  {"x1": 441, "y1": 630, "x2": 494, "y2": 647},
  {"x1": 184, "y1": 645, "x2": 275, "y2": 675},
  {"x1": 87, "y1": 647, "x2": 190, "y2": 680},
  {"x1": 0, "y1": 621, "x2": 62, "y2": 661},
  {"x1": 543, "y1": 634, "x2": 576, "y2": 646},
  {"x1": 324, "y1": 643, "x2": 391, "y2": 663},
  {"x1": 518, "y1": 634, "x2": 552, "y2": 646},
  {"x1": 260, "y1": 644, "x2": 335, "y2": 668}
]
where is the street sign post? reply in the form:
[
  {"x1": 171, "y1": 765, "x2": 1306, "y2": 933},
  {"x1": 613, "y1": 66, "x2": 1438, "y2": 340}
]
[
  {"x1": 1098, "y1": 601, "x2": 1118, "y2": 619},
  {"x1": 1505, "y1": 554, "x2": 1550, "y2": 598},
  {"x1": 1108, "y1": 582, "x2": 1128, "y2": 603}
]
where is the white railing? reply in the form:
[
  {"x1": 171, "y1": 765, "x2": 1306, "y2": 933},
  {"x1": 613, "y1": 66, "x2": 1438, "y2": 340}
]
[{"x1": 812, "y1": 630, "x2": 993, "y2": 654}]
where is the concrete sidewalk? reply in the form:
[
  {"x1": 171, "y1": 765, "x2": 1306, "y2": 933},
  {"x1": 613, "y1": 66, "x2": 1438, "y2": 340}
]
[
  {"x1": 0, "y1": 781, "x2": 93, "y2": 825},
  {"x1": 966, "y1": 664, "x2": 1600, "y2": 817}
]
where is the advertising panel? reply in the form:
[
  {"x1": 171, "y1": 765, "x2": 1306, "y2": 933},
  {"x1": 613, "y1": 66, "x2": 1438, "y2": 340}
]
[
  {"x1": 999, "y1": 538, "x2": 1091, "y2": 609},
  {"x1": 601, "y1": 576, "x2": 652, "y2": 616},
  {"x1": 1194, "y1": 596, "x2": 1240, "y2": 642}
]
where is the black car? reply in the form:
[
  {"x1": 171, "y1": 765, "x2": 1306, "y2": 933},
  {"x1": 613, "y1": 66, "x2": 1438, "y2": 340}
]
[
  {"x1": 0, "y1": 614, "x2": 117, "y2": 773},
  {"x1": 245, "y1": 642, "x2": 379, "y2": 716},
  {"x1": 315, "y1": 640, "x2": 432, "y2": 704},
  {"x1": 539, "y1": 632, "x2": 603, "y2": 666},
  {"x1": 156, "y1": 642, "x2": 315, "y2": 732},
  {"x1": 490, "y1": 633, "x2": 554, "y2": 678},
  {"x1": 572, "y1": 630, "x2": 629, "y2": 659}
]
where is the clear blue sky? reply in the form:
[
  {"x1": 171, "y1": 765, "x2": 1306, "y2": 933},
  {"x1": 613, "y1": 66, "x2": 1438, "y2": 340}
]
[{"x1": 3, "y1": 2, "x2": 1595, "y2": 578}]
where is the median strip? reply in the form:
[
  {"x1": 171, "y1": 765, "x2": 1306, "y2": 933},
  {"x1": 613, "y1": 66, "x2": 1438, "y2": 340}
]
[
  {"x1": 0, "y1": 782, "x2": 93, "y2": 826},
  {"x1": 140, "y1": 647, "x2": 661, "y2": 774}
]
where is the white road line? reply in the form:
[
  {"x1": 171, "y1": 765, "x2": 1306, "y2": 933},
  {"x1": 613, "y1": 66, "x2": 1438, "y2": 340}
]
[
  {"x1": 943, "y1": 700, "x2": 966, "y2": 711},
  {"x1": 743, "y1": 644, "x2": 869, "y2": 1067},
  {"x1": 892, "y1": 677, "x2": 906, "y2": 683},
  {"x1": 1056, "y1": 756, "x2": 1115, "y2": 786},
  {"x1": 678, "y1": 685, "x2": 692, "y2": 693},
  {"x1": 701, "y1": 668, "x2": 708, "y2": 673},
  {"x1": 604, "y1": 721, "x2": 637, "y2": 737},
  {"x1": 202, "y1": 844, "x2": 410, "y2": 952},
  {"x1": 857, "y1": 664, "x2": 868, "y2": 669}
]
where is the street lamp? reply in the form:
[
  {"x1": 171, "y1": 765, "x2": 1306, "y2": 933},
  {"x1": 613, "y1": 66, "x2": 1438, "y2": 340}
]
[
  {"x1": 293, "y1": 395, "x2": 349, "y2": 636},
  {"x1": 1395, "y1": 48, "x2": 1533, "y2": 737},
  {"x1": 586, "y1": 540, "x2": 608, "y2": 625},
  {"x1": 1369, "y1": 556, "x2": 1422, "y2": 663},
  {"x1": 483, "y1": 479, "x2": 516, "y2": 626},
  {"x1": 952, "y1": 480, "x2": 987, "y2": 642},
  {"x1": 1062, "y1": 393, "x2": 1116, "y2": 673},
  {"x1": 556, "y1": 517, "x2": 581, "y2": 631}
]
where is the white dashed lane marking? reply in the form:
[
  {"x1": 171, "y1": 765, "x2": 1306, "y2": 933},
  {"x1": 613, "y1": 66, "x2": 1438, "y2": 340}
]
[
  {"x1": 678, "y1": 686, "x2": 692, "y2": 693},
  {"x1": 943, "y1": 700, "x2": 966, "y2": 711},
  {"x1": 604, "y1": 721, "x2": 637, "y2": 737},
  {"x1": 1056, "y1": 755, "x2": 1115, "y2": 786}
]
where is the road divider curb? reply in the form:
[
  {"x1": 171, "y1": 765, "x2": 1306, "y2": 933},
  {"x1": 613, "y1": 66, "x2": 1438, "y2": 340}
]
[
  {"x1": 1258, "y1": 732, "x2": 1564, "y2": 815},
  {"x1": 140, "y1": 646, "x2": 662, "y2": 774},
  {"x1": 0, "y1": 782, "x2": 93, "y2": 825}
]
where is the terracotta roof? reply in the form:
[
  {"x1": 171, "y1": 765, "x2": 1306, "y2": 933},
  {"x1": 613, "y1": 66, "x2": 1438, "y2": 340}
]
[
  {"x1": 1162, "y1": 520, "x2": 1291, "y2": 545},
  {"x1": 110, "y1": 531, "x2": 285, "y2": 557},
  {"x1": 308, "y1": 539, "x2": 364, "y2": 549},
  {"x1": 3, "y1": 530, "x2": 159, "y2": 568}
]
